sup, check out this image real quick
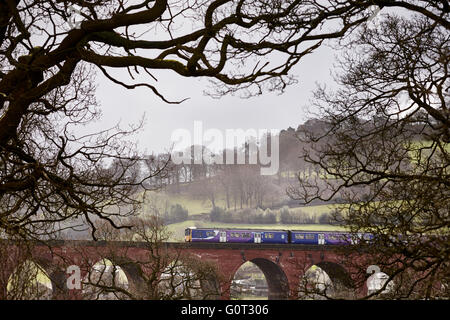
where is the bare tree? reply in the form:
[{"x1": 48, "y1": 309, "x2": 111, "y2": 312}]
[
  {"x1": 0, "y1": 238, "x2": 53, "y2": 300},
  {"x1": 288, "y1": 9, "x2": 449, "y2": 299},
  {"x1": 80, "y1": 216, "x2": 222, "y2": 300},
  {"x1": 4, "y1": 0, "x2": 446, "y2": 239}
]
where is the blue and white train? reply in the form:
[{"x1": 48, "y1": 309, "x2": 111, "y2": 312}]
[{"x1": 184, "y1": 227, "x2": 374, "y2": 245}]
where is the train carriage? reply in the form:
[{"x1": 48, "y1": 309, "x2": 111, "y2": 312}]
[
  {"x1": 291, "y1": 231, "x2": 374, "y2": 245},
  {"x1": 185, "y1": 227, "x2": 289, "y2": 244},
  {"x1": 290, "y1": 231, "x2": 319, "y2": 245},
  {"x1": 325, "y1": 232, "x2": 351, "y2": 245},
  {"x1": 259, "y1": 230, "x2": 289, "y2": 244},
  {"x1": 185, "y1": 227, "x2": 374, "y2": 246},
  {"x1": 185, "y1": 228, "x2": 220, "y2": 242}
]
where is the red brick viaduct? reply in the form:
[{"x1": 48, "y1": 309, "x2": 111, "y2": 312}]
[{"x1": 0, "y1": 241, "x2": 372, "y2": 300}]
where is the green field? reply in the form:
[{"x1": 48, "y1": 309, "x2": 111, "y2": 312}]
[
  {"x1": 140, "y1": 191, "x2": 227, "y2": 216},
  {"x1": 164, "y1": 194, "x2": 215, "y2": 215},
  {"x1": 141, "y1": 188, "x2": 346, "y2": 216},
  {"x1": 408, "y1": 140, "x2": 449, "y2": 165},
  {"x1": 132, "y1": 189, "x2": 353, "y2": 242},
  {"x1": 161, "y1": 201, "x2": 349, "y2": 242},
  {"x1": 289, "y1": 203, "x2": 346, "y2": 215}
]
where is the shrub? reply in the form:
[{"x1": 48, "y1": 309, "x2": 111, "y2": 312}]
[
  {"x1": 210, "y1": 206, "x2": 226, "y2": 222},
  {"x1": 221, "y1": 211, "x2": 233, "y2": 223},
  {"x1": 249, "y1": 208, "x2": 264, "y2": 224},
  {"x1": 280, "y1": 206, "x2": 293, "y2": 224},
  {"x1": 167, "y1": 204, "x2": 188, "y2": 223},
  {"x1": 291, "y1": 209, "x2": 316, "y2": 224},
  {"x1": 318, "y1": 212, "x2": 331, "y2": 224},
  {"x1": 263, "y1": 208, "x2": 277, "y2": 224}
]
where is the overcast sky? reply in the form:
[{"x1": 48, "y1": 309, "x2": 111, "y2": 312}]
[
  {"x1": 90, "y1": 43, "x2": 335, "y2": 156},
  {"x1": 55, "y1": 3, "x2": 405, "y2": 157},
  {"x1": 69, "y1": 4, "x2": 401, "y2": 156}
]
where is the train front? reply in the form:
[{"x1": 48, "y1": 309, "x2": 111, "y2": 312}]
[{"x1": 184, "y1": 227, "x2": 194, "y2": 242}]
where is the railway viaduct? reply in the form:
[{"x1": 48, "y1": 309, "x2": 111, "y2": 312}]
[{"x1": 0, "y1": 240, "x2": 372, "y2": 300}]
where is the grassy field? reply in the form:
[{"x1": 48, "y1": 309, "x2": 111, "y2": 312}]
[
  {"x1": 165, "y1": 194, "x2": 215, "y2": 215},
  {"x1": 140, "y1": 191, "x2": 229, "y2": 216},
  {"x1": 289, "y1": 203, "x2": 346, "y2": 215},
  {"x1": 161, "y1": 201, "x2": 349, "y2": 242},
  {"x1": 139, "y1": 185, "x2": 356, "y2": 243},
  {"x1": 408, "y1": 140, "x2": 449, "y2": 165},
  {"x1": 140, "y1": 189, "x2": 347, "y2": 219}
]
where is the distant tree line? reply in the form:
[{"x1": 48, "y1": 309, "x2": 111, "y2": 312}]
[{"x1": 139, "y1": 119, "x2": 416, "y2": 212}]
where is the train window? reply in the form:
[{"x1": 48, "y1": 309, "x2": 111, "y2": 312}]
[
  {"x1": 185, "y1": 229, "x2": 190, "y2": 236},
  {"x1": 228, "y1": 232, "x2": 251, "y2": 238},
  {"x1": 295, "y1": 234, "x2": 305, "y2": 240},
  {"x1": 330, "y1": 234, "x2": 346, "y2": 241},
  {"x1": 328, "y1": 234, "x2": 340, "y2": 241},
  {"x1": 265, "y1": 233, "x2": 274, "y2": 239},
  {"x1": 206, "y1": 231, "x2": 215, "y2": 237},
  {"x1": 305, "y1": 234, "x2": 315, "y2": 240}
]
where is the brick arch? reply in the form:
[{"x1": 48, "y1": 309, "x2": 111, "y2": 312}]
[
  {"x1": 1, "y1": 241, "x2": 377, "y2": 300},
  {"x1": 161, "y1": 254, "x2": 223, "y2": 300},
  {"x1": 29, "y1": 256, "x2": 68, "y2": 300},
  {"x1": 252, "y1": 258, "x2": 290, "y2": 299},
  {"x1": 230, "y1": 257, "x2": 290, "y2": 300},
  {"x1": 82, "y1": 257, "x2": 138, "y2": 299},
  {"x1": 5, "y1": 258, "x2": 54, "y2": 299},
  {"x1": 314, "y1": 261, "x2": 354, "y2": 289},
  {"x1": 46, "y1": 268, "x2": 68, "y2": 299},
  {"x1": 302, "y1": 260, "x2": 357, "y2": 298},
  {"x1": 103, "y1": 256, "x2": 146, "y2": 297}
]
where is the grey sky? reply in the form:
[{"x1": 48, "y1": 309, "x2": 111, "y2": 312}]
[
  {"x1": 92, "y1": 44, "x2": 335, "y2": 155},
  {"x1": 69, "y1": 3, "x2": 400, "y2": 156}
]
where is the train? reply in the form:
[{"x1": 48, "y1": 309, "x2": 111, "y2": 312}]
[{"x1": 184, "y1": 227, "x2": 374, "y2": 245}]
